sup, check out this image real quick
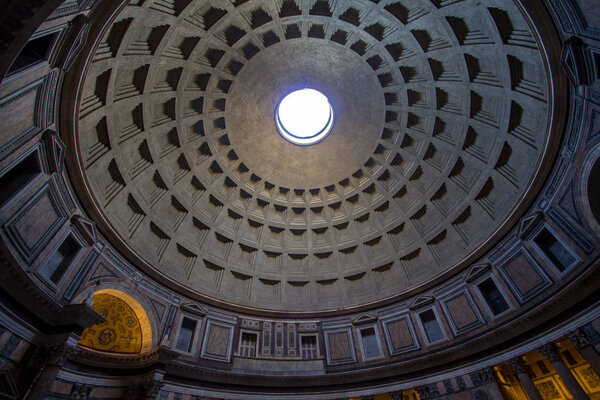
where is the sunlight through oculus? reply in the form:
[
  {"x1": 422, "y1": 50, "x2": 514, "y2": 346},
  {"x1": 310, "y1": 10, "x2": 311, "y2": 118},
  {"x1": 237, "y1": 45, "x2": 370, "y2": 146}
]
[{"x1": 276, "y1": 89, "x2": 333, "y2": 145}]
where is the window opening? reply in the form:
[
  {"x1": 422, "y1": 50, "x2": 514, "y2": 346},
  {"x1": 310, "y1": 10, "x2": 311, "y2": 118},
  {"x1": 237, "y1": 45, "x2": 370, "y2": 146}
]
[
  {"x1": 478, "y1": 278, "x2": 510, "y2": 315},
  {"x1": 175, "y1": 317, "x2": 197, "y2": 352},
  {"x1": 301, "y1": 335, "x2": 318, "y2": 360},
  {"x1": 0, "y1": 151, "x2": 41, "y2": 206},
  {"x1": 360, "y1": 327, "x2": 381, "y2": 360},
  {"x1": 533, "y1": 228, "x2": 577, "y2": 272},
  {"x1": 239, "y1": 332, "x2": 257, "y2": 358},
  {"x1": 40, "y1": 235, "x2": 82, "y2": 284},
  {"x1": 8, "y1": 33, "x2": 56, "y2": 74},
  {"x1": 419, "y1": 309, "x2": 444, "y2": 343}
]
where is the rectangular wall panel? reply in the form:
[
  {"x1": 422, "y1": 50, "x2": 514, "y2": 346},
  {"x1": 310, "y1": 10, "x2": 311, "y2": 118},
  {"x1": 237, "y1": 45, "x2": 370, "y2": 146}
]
[
  {"x1": 0, "y1": 79, "x2": 44, "y2": 161},
  {"x1": 496, "y1": 245, "x2": 552, "y2": 304},
  {"x1": 274, "y1": 322, "x2": 283, "y2": 356},
  {"x1": 2, "y1": 182, "x2": 68, "y2": 263},
  {"x1": 323, "y1": 324, "x2": 356, "y2": 366},
  {"x1": 262, "y1": 321, "x2": 271, "y2": 356},
  {"x1": 288, "y1": 323, "x2": 296, "y2": 357},
  {"x1": 379, "y1": 309, "x2": 420, "y2": 356},
  {"x1": 439, "y1": 289, "x2": 485, "y2": 336},
  {"x1": 201, "y1": 318, "x2": 234, "y2": 362}
]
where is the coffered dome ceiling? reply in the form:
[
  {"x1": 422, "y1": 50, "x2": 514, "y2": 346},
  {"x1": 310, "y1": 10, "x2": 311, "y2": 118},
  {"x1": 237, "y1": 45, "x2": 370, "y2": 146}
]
[{"x1": 74, "y1": 0, "x2": 555, "y2": 312}]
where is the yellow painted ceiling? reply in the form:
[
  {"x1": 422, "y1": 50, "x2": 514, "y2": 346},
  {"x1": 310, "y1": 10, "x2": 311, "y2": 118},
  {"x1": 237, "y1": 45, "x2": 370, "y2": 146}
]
[{"x1": 79, "y1": 293, "x2": 143, "y2": 354}]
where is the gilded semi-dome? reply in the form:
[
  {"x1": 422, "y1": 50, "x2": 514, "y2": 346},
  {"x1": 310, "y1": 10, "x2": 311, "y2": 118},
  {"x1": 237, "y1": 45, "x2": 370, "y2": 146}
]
[{"x1": 74, "y1": 0, "x2": 558, "y2": 312}]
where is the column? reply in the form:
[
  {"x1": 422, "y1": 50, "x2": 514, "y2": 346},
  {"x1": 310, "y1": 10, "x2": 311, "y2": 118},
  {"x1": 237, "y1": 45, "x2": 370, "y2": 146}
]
[
  {"x1": 24, "y1": 338, "x2": 79, "y2": 400},
  {"x1": 469, "y1": 367, "x2": 506, "y2": 400},
  {"x1": 25, "y1": 363, "x2": 61, "y2": 400},
  {"x1": 505, "y1": 357, "x2": 543, "y2": 400},
  {"x1": 139, "y1": 348, "x2": 179, "y2": 400},
  {"x1": 569, "y1": 326, "x2": 600, "y2": 377},
  {"x1": 143, "y1": 370, "x2": 165, "y2": 400},
  {"x1": 538, "y1": 343, "x2": 590, "y2": 400}
]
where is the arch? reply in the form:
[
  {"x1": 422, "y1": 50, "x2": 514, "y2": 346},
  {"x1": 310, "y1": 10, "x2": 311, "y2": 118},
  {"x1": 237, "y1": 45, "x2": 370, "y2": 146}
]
[
  {"x1": 74, "y1": 281, "x2": 161, "y2": 349},
  {"x1": 579, "y1": 143, "x2": 600, "y2": 236},
  {"x1": 78, "y1": 289, "x2": 153, "y2": 353},
  {"x1": 586, "y1": 158, "x2": 600, "y2": 224}
]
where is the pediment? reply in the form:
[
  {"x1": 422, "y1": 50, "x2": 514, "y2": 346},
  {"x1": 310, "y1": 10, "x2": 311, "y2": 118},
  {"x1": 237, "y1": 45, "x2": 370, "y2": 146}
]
[
  {"x1": 72, "y1": 215, "x2": 98, "y2": 245},
  {"x1": 518, "y1": 212, "x2": 544, "y2": 239},
  {"x1": 465, "y1": 263, "x2": 491, "y2": 283},
  {"x1": 352, "y1": 313, "x2": 377, "y2": 325},
  {"x1": 409, "y1": 296, "x2": 434, "y2": 310},
  {"x1": 89, "y1": 262, "x2": 118, "y2": 282},
  {"x1": 181, "y1": 303, "x2": 207, "y2": 317},
  {"x1": 43, "y1": 130, "x2": 66, "y2": 173}
]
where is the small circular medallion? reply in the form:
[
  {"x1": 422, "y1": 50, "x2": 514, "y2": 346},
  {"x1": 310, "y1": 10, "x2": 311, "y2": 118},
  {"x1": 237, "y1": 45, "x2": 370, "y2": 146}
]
[{"x1": 98, "y1": 328, "x2": 116, "y2": 345}]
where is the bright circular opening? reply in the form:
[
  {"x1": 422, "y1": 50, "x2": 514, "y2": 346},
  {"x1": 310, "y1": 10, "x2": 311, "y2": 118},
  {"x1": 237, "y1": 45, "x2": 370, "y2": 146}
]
[{"x1": 276, "y1": 88, "x2": 333, "y2": 145}]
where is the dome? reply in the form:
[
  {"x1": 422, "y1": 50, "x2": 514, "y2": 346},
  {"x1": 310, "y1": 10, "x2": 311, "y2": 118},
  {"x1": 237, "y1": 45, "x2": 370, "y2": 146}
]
[{"x1": 75, "y1": 0, "x2": 555, "y2": 313}]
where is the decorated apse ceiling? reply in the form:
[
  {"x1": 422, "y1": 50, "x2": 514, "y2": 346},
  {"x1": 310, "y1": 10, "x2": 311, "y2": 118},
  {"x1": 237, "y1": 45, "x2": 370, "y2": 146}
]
[
  {"x1": 75, "y1": 0, "x2": 555, "y2": 312},
  {"x1": 79, "y1": 293, "x2": 143, "y2": 354}
]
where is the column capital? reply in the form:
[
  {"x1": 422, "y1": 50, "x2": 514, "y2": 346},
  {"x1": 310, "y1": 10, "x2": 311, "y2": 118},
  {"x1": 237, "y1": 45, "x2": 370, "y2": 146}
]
[
  {"x1": 415, "y1": 383, "x2": 439, "y2": 399},
  {"x1": 505, "y1": 358, "x2": 543, "y2": 400},
  {"x1": 538, "y1": 343, "x2": 562, "y2": 363},
  {"x1": 505, "y1": 356, "x2": 534, "y2": 377},
  {"x1": 582, "y1": 323, "x2": 600, "y2": 343},
  {"x1": 568, "y1": 329, "x2": 591, "y2": 349},
  {"x1": 45, "y1": 342, "x2": 78, "y2": 367},
  {"x1": 415, "y1": 385, "x2": 431, "y2": 400},
  {"x1": 389, "y1": 391, "x2": 403, "y2": 400},
  {"x1": 470, "y1": 367, "x2": 496, "y2": 385},
  {"x1": 144, "y1": 378, "x2": 164, "y2": 399},
  {"x1": 443, "y1": 379, "x2": 454, "y2": 393},
  {"x1": 70, "y1": 382, "x2": 93, "y2": 399},
  {"x1": 497, "y1": 364, "x2": 517, "y2": 384}
]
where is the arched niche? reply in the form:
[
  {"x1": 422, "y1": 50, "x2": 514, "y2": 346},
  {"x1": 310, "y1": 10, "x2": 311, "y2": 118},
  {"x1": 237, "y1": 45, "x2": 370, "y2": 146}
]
[
  {"x1": 78, "y1": 289, "x2": 153, "y2": 353},
  {"x1": 580, "y1": 144, "x2": 600, "y2": 235},
  {"x1": 587, "y1": 159, "x2": 600, "y2": 224}
]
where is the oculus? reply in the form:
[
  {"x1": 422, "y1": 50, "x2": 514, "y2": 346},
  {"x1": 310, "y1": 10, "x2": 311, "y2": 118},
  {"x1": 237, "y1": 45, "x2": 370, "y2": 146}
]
[{"x1": 276, "y1": 88, "x2": 333, "y2": 145}]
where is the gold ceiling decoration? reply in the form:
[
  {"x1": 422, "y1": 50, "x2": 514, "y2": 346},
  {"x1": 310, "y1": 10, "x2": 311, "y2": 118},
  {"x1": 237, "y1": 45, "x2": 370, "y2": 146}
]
[{"x1": 79, "y1": 292, "x2": 144, "y2": 354}]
